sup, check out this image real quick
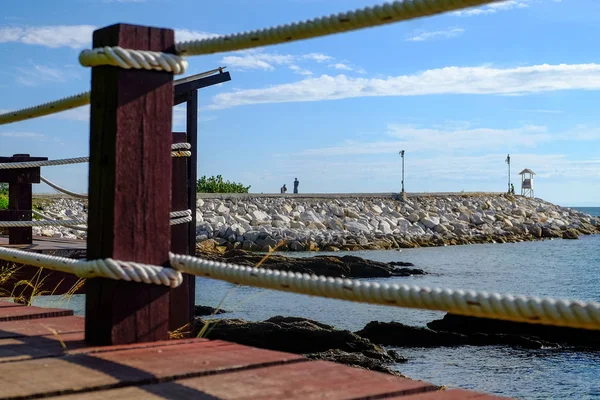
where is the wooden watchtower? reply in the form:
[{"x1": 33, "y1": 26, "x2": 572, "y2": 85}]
[{"x1": 519, "y1": 168, "x2": 535, "y2": 197}]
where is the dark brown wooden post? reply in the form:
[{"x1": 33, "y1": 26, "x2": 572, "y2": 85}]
[
  {"x1": 186, "y1": 91, "x2": 198, "y2": 255},
  {"x1": 170, "y1": 132, "x2": 195, "y2": 334},
  {"x1": 85, "y1": 24, "x2": 175, "y2": 345},
  {"x1": 0, "y1": 154, "x2": 47, "y2": 244}
]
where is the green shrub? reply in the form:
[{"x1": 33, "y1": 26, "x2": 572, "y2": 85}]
[
  {"x1": 0, "y1": 183, "x2": 7, "y2": 196},
  {"x1": 196, "y1": 175, "x2": 250, "y2": 193},
  {"x1": 0, "y1": 194, "x2": 7, "y2": 211}
]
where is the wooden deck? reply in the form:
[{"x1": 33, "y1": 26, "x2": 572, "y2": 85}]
[
  {"x1": 0, "y1": 300, "x2": 509, "y2": 399},
  {"x1": 0, "y1": 235, "x2": 86, "y2": 253}
]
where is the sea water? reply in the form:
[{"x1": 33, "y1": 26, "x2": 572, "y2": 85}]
[{"x1": 31, "y1": 207, "x2": 600, "y2": 399}]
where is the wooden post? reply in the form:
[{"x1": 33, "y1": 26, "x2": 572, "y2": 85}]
[
  {"x1": 0, "y1": 154, "x2": 47, "y2": 244},
  {"x1": 170, "y1": 132, "x2": 195, "y2": 334},
  {"x1": 186, "y1": 91, "x2": 199, "y2": 258},
  {"x1": 85, "y1": 24, "x2": 175, "y2": 345}
]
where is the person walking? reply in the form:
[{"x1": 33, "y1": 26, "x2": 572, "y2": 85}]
[
  {"x1": 280, "y1": 184, "x2": 287, "y2": 194},
  {"x1": 293, "y1": 178, "x2": 299, "y2": 194}
]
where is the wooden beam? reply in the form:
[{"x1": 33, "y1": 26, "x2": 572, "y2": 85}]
[
  {"x1": 85, "y1": 23, "x2": 175, "y2": 345},
  {"x1": 173, "y1": 72, "x2": 231, "y2": 106},
  {"x1": 169, "y1": 132, "x2": 194, "y2": 335},
  {"x1": 0, "y1": 154, "x2": 46, "y2": 245}
]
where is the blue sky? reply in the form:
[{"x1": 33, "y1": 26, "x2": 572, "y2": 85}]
[{"x1": 1, "y1": 0, "x2": 600, "y2": 206}]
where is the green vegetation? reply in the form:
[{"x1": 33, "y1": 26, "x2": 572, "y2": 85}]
[
  {"x1": 0, "y1": 184, "x2": 7, "y2": 210},
  {"x1": 196, "y1": 175, "x2": 250, "y2": 194}
]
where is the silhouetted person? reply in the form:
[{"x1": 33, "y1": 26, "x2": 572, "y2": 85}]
[
  {"x1": 293, "y1": 178, "x2": 299, "y2": 194},
  {"x1": 510, "y1": 183, "x2": 515, "y2": 194},
  {"x1": 280, "y1": 184, "x2": 287, "y2": 194}
]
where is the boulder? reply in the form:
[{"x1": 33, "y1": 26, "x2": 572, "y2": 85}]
[{"x1": 193, "y1": 316, "x2": 406, "y2": 375}]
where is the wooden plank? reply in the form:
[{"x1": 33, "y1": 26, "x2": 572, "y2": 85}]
[
  {"x1": 48, "y1": 360, "x2": 437, "y2": 400},
  {"x1": 0, "y1": 235, "x2": 87, "y2": 251},
  {"x1": 0, "y1": 304, "x2": 73, "y2": 322},
  {"x1": 0, "y1": 339, "x2": 304, "y2": 399},
  {"x1": 0, "y1": 316, "x2": 84, "y2": 338},
  {"x1": 85, "y1": 23, "x2": 175, "y2": 345},
  {"x1": 0, "y1": 332, "x2": 86, "y2": 363},
  {"x1": 170, "y1": 132, "x2": 194, "y2": 334}
]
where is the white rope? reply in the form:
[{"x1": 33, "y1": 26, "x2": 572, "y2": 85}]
[
  {"x1": 0, "y1": 144, "x2": 192, "y2": 170},
  {"x1": 175, "y1": 0, "x2": 501, "y2": 56},
  {"x1": 0, "y1": 157, "x2": 89, "y2": 170},
  {"x1": 172, "y1": 150, "x2": 191, "y2": 158},
  {"x1": 0, "y1": 246, "x2": 181, "y2": 288},
  {"x1": 0, "y1": 218, "x2": 87, "y2": 228},
  {"x1": 0, "y1": 69, "x2": 222, "y2": 127},
  {"x1": 79, "y1": 46, "x2": 188, "y2": 74},
  {"x1": 32, "y1": 210, "x2": 88, "y2": 232},
  {"x1": 168, "y1": 253, "x2": 600, "y2": 331},
  {"x1": 0, "y1": 242, "x2": 597, "y2": 330},
  {"x1": 40, "y1": 176, "x2": 87, "y2": 199},
  {"x1": 171, "y1": 143, "x2": 191, "y2": 150},
  {"x1": 1, "y1": 210, "x2": 190, "y2": 228},
  {"x1": 0, "y1": 92, "x2": 90, "y2": 126}
]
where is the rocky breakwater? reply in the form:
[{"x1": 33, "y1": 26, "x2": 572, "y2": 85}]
[
  {"x1": 17, "y1": 194, "x2": 599, "y2": 250},
  {"x1": 195, "y1": 194, "x2": 600, "y2": 252}
]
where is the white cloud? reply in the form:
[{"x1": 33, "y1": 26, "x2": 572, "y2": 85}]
[
  {"x1": 505, "y1": 108, "x2": 564, "y2": 114},
  {"x1": 302, "y1": 53, "x2": 333, "y2": 63},
  {"x1": 0, "y1": 24, "x2": 219, "y2": 48},
  {"x1": 15, "y1": 65, "x2": 73, "y2": 86},
  {"x1": 454, "y1": 0, "x2": 529, "y2": 16},
  {"x1": 406, "y1": 28, "x2": 465, "y2": 42},
  {"x1": 329, "y1": 63, "x2": 353, "y2": 71},
  {"x1": 0, "y1": 132, "x2": 45, "y2": 138},
  {"x1": 289, "y1": 65, "x2": 313, "y2": 76},
  {"x1": 0, "y1": 25, "x2": 95, "y2": 48},
  {"x1": 301, "y1": 124, "x2": 554, "y2": 157},
  {"x1": 208, "y1": 63, "x2": 600, "y2": 110},
  {"x1": 51, "y1": 106, "x2": 90, "y2": 122},
  {"x1": 220, "y1": 50, "x2": 325, "y2": 73},
  {"x1": 174, "y1": 29, "x2": 221, "y2": 43}
]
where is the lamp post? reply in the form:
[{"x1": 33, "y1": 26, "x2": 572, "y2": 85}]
[
  {"x1": 399, "y1": 150, "x2": 405, "y2": 194},
  {"x1": 505, "y1": 153, "x2": 511, "y2": 193}
]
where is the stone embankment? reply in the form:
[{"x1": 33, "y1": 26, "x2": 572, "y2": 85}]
[{"x1": 10, "y1": 193, "x2": 599, "y2": 251}]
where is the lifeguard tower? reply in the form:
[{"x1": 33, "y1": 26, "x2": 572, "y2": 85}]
[{"x1": 519, "y1": 169, "x2": 535, "y2": 197}]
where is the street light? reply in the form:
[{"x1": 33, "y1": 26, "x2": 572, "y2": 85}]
[
  {"x1": 505, "y1": 153, "x2": 511, "y2": 193},
  {"x1": 399, "y1": 150, "x2": 405, "y2": 193}
]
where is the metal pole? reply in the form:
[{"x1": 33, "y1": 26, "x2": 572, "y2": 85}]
[{"x1": 400, "y1": 150, "x2": 405, "y2": 193}]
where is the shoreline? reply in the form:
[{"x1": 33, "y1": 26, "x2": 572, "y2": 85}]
[{"x1": 12, "y1": 193, "x2": 600, "y2": 250}]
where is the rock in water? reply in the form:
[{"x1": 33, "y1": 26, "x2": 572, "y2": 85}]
[
  {"x1": 426, "y1": 314, "x2": 600, "y2": 349},
  {"x1": 193, "y1": 316, "x2": 406, "y2": 375},
  {"x1": 197, "y1": 249, "x2": 426, "y2": 278},
  {"x1": 194, "y1": 305, "x2": 229, "y2": 316}
]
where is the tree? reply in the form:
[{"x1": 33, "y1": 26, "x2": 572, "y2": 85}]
[
  {"x1": 196, "y1": 175, "x2": 250, "y2": 193},
  {"x1": 0, "y1": 183, "x2": 7, "y2": 210}
]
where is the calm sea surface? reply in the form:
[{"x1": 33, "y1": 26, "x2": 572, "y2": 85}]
[{"x1": 32, "y1": 207, "x2": 600, "y2": 399}]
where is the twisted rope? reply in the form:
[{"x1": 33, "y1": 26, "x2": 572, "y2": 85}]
[
  {"x1": 0, "y1": 144, "x2": 192, "y2": 170},
  {"x1": 175, "y1": 0, "x2": 500, "y2": 56},
  {"x1": 168, "y1": 253, "x2": 600, "y2": 331},
  {"x1": 79, "y1": 46, "x2": 188, "y2": 74},
  {"x1": 0, "y1": 68, "x2": 221, "y2": 126},
  {"x1": 0, "y1": 157, "x2": 89, "y2": 170},
  {"x1": 40, "y1": 176, "x2": 87, "y2": 199},
  {"x1": 0, "y1": 210, "x2": 190, "y2": 228},
  {"x1": 0, "y1": 243, "x2": 597, "y2": 330},
  {"x1": 0, "y1": 218, "x2": 87, "y2": 228},
  {"x1": 172, "y1": 150, "x2": 191, "y2": 158},
  {"x1": 0, "y1": 92, "x2": 90, "y2": 126},
  {"x1": 32, "y1": 210, "x2": 88, "y2": 232},
  {"x1": 0, "y1": 246, "x2": 181, "y2": 288}
]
